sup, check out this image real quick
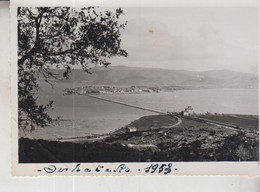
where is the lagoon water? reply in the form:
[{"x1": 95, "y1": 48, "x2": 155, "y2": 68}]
[
  {"x1": 26, "y1": 82, "x2": 258, "y2": 139},
  {"x1": 102, "y1": 88, "x2": 258, "y2": 115}
]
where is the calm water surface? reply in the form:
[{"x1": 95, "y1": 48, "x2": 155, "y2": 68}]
[{"x1": 27, "y1": 82, "x2": 258, "y2": 139}]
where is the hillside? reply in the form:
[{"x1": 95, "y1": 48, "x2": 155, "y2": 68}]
[
  {"x1": 42, "y1": 66, "x2": 258, "y2": 89},
  {"x1": 19, "y1": 114, "x2": 259, "y2": 162}
]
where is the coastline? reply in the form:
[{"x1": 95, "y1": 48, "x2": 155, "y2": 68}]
[{"x1": 19, "y1": 113, "x2": 259, "y2": 162}]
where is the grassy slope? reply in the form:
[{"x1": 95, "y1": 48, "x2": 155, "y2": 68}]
[{"x1": 19, "y1": 114, "x2": 259, "y2": 163}]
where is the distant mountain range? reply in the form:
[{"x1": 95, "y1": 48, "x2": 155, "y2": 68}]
[{"x1": 45, "y1": 66, "x2": 258, "y2": 89}]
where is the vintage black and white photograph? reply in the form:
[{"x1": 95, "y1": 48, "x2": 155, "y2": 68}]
[{"x1": 17, "y1": 6, "x2": 258, "y2": 164}]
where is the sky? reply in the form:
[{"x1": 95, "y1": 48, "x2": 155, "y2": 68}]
[
  {"x1": 9, "y1": 6, "x2": 258, "y2": 73},
  {"x1": 110, "y1": 7, "x2": 258, "y2": 74}
]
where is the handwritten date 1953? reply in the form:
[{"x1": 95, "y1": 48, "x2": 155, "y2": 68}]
[
  {"x1": 144, "y1": 163, "x2": 173, "y2": 175},
  {"x1": 39, "y1": 163, "x2": 175, "y2": 175}
]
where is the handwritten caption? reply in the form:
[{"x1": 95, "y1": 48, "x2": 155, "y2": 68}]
[{"x1": 37, "y1": 163, "x2": 177, "y2": 175}]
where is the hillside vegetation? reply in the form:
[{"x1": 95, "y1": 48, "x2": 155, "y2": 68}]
[{"x1": 45, "y1": 66, "x2": 257, "y2": 89}]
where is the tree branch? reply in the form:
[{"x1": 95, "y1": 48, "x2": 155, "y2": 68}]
[{"x1": 18, "y1": 8, "x2": 46, "y2": 66}]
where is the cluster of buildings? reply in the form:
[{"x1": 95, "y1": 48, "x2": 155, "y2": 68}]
[
  {"x1": 180, "y1": 106, "x2": 193, "y2": 116},
  {"x1": 167, "y1": 106, "x2": 193, "y2": 117},
  {"x1": 63, "y1": 85, "x2": 160, "y2": 95}
]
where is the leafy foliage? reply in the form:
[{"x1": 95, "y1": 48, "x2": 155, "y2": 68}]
[{"x1": 18, "y1": 7, "x2": 128, "y2": 131}]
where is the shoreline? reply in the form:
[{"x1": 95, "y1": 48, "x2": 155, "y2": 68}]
[
  {"x1": 19, "y1": 113, "x2": 259, "y2": 162},
  {"x1": 19, "y1": 113, "x2": 259, "y2": 142}
]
